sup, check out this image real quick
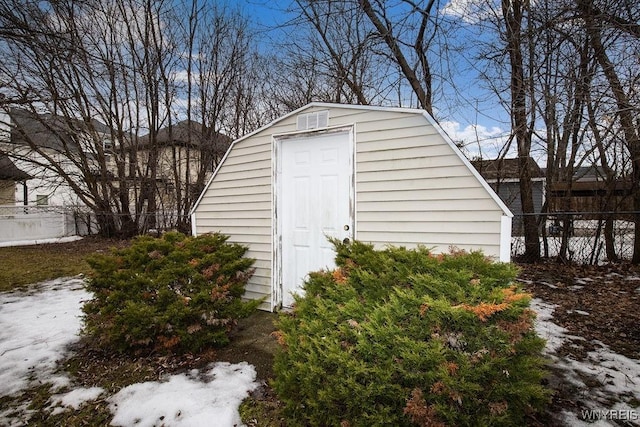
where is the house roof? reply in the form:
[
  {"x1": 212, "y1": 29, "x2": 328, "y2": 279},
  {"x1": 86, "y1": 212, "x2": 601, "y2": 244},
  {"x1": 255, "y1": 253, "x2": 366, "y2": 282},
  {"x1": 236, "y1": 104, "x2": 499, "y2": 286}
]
[
  {"x1": 138, "y1": 120, "x2": 232, "y2": 150},
  {"x1": 9, "y1": 108, "x2": 111, "y2": 152},
  {"x1": 0, "y1": 154, "x2": 31, "y2": 181},
  {"x1": 190, "y1": 102, "x2": 512, "y2": 218},
  {"x1": 472, "y1": 157, "x2": 544, "y2": 180},
  {"x1": 572, "y1": 165, "x2": 606, "y2": 182}
]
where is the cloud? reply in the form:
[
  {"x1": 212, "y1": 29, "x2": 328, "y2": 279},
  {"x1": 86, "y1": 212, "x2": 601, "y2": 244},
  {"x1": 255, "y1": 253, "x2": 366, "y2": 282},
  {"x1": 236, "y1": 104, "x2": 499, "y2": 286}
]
[
  {"x1": 440, "y1": 120, "x2": 511, "y2": 159},
  {"x1": 440, "y1": 0, "x2": 498, "y2": 24}
]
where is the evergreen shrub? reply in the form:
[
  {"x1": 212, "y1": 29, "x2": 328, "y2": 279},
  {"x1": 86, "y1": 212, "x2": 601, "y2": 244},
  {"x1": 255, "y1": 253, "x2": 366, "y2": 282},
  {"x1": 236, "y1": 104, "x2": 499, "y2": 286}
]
[
  {"x1": 273, "y1": 240, "x2": 549, "y2": 426},
  {"x1": 83, "y1": 232, "x2": 260, "y2": 354}
]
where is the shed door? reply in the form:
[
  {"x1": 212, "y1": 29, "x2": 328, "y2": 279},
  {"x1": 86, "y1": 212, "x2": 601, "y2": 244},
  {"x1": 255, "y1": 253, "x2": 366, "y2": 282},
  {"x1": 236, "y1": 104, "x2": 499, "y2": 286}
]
[{"x1": 279, "y1": 131, "x2": 352, "y2": 307}]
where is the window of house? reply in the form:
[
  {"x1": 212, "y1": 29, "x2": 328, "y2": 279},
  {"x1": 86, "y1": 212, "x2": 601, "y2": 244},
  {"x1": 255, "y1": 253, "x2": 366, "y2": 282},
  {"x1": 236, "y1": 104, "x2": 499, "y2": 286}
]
[
  {"x1": 103, "y1": 139, "x2": 113, "y2": 152},
  {"x1": 36, "y1": 194, "x2": 49, "y2": 205}
]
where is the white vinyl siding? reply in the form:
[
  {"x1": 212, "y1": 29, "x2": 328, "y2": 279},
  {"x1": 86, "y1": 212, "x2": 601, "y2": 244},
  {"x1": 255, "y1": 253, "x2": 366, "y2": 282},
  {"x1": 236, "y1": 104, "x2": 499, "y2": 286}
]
[
  {"x1": 193, "y1": 104, "x2": 510, "y2": 311},
  {"x1": 193, "y1": 132, "x2": 273, "y2": 310},
  {"x1": 337, "y1": 108, "x2": 504, "y2": 256}
]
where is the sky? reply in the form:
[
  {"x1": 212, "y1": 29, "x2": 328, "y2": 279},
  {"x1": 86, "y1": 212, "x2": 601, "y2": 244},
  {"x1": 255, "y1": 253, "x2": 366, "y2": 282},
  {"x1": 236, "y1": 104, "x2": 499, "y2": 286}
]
[{"x1": 237, "y1": 0, "x2": 516, "y2": 161}]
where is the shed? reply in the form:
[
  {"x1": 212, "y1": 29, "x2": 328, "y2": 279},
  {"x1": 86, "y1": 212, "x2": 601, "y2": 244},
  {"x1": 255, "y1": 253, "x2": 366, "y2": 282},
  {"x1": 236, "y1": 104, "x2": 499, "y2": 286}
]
[
  {"x1": 472, "y1": 157, "x2": 545, "y2": 235},
  {"x1": 191, "y1": 103, "x2": 512, "y2": 311}
]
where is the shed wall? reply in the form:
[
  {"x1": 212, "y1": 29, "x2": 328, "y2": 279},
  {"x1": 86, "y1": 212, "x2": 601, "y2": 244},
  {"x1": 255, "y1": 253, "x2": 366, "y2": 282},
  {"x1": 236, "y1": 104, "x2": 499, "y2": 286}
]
[
  {"x1": 329, "y1": 107, "x2": 504, "y2": 256},
  {"x1": 194, "y1": 105, "x2": 508, "y2": 310}
]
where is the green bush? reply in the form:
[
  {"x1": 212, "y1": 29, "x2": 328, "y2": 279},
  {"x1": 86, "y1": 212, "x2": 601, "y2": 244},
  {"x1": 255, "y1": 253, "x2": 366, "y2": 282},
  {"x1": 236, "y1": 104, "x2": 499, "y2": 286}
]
[
  {"x1": 82, "y1": 232, "x2": 260, "y2": 354},
  {"x1": 273, "y1": 241, "x2": 550, "y2": 426}
]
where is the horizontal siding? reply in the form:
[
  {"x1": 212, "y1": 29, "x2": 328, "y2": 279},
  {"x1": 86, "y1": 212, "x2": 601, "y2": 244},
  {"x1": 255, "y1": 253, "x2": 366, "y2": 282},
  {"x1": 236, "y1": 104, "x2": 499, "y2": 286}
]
[
  {"x1": 357, "y1": 187, "x2": 490, "y2": 202},
  {"x1": 201, "y1": 176, "x2": 270, "y2": 190},
  {"x1": 195, "y1": 104, "x2": 509, "y2": 310},
  {"x1": 200, "y1": 184, "x2": 269, "y2": 197},
  {"x1": 333, "y1": 107, "x2": 506, "y2": 259},
  {"x1": 358, "y1": 164, "x2": 473, "y2": 182},
  {"x1": 357, "y1": 210, "x2": 502, "y2": 223},
  {"x1": 198, "y1": 201, "x2": 269, "y2": 212},
  {"x1": 194, "y1": 192, "x2": 270, "y2": 204},
  {"x1": 195, "y1": 222, "x2": 270, "y2": 233},
  {"x1": 357, "y1": 175, "x2": 483, "y2": 192},
  {"x1": 359, "y1": 221, "x2": 501, "y2": 234},
  {"x1": 202, "y1": 210, "x2": 271, "y2": 219},
  {"x1": 357, "y1": 143, "x2": 452, "y2": 161},
  {"x1": 357, "y1": 199, "x2": 499, "y2": 212},
  {"x1": 357, "y1": 154, "x2": 463, "y2": 173},
  {"x1": 195, "y1": 127, "x2": 274, "y2": 310},
  {"x1": 212, "y1": 167, "x2": 271, "y2": 182}
]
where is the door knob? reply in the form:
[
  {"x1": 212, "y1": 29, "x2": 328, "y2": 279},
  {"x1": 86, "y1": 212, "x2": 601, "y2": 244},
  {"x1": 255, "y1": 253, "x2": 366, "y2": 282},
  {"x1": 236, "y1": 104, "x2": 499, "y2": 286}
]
[{"x1": 343, "y1": 237, "x2": 350, "y2": 244}]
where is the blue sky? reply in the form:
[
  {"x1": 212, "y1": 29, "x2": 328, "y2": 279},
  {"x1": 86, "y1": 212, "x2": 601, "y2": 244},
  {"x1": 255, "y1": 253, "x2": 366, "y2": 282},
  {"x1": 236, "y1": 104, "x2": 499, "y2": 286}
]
[{"x1": 235, "y1": 0, "x2": 516, "y2": 161}]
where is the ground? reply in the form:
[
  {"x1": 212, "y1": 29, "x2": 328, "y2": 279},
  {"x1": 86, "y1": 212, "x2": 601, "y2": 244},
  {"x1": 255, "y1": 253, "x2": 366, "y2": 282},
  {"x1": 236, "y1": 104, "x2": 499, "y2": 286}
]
[
  {"x1": 240, "y1": 262, "x2": 640, "y2": 426},
  {"x1": 517, "y1": 262, "x2": 640, "y2": 425},
  {"x1": 518, "y1": 262, "x2": 640, "y2": 360},
  {"x1": 1, "y1": 238, "x2": 639, "y2": 425}
]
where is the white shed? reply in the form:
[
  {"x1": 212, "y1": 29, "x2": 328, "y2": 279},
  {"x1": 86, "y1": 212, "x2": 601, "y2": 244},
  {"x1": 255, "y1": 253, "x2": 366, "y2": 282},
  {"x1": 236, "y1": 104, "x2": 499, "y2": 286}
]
[{"x1": 191, "y1": 103, "x2": 512, "y2": 311}]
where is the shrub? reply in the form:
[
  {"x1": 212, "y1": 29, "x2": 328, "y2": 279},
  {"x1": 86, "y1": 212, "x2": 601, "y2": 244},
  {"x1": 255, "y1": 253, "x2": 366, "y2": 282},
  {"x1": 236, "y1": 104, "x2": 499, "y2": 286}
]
[
  {"x1": 82, "y1": 232, "x2": 260, "y2": 354},
  {"x1": 273, "y1": 241, "x2": 550, "y2": 426}
]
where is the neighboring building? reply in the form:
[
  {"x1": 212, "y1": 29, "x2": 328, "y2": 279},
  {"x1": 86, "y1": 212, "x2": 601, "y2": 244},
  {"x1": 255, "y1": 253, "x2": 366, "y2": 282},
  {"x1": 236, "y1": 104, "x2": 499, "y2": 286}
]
[
  {"x1": 472, "y1": 157, "x2": 545, "y2": 234},
  {"x1": 136, "y1": 120, "x2": 232, "y2": 208},
  {"x1": 0, "y1": 154, "x2": 30, "y2": 204},
  {"x1": 191, "y1": 103, "x2": 513, "y2": 311},
  {"x1": 472, "y1": 157, "x2": 545, "y2": 216},
  {"x1": 1, "y1": 108, "x2": 113, "y2": 206},
  {"x1": 547, "y1": 166, "x2": 633, "y2": 214}
]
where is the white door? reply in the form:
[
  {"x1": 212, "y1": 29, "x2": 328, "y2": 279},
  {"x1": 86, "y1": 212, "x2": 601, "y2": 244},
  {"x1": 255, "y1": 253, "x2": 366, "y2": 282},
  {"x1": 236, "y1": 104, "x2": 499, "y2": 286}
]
[{"x1": 278, "y1": 131, "x2": 352, "y2": 307}]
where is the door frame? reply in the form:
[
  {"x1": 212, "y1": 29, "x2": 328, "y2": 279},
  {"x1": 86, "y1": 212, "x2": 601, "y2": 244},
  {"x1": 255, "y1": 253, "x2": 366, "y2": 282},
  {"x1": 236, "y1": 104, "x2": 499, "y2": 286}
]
[{"x1": 271, "y1": 125, "x2": 356, "y2": 309}]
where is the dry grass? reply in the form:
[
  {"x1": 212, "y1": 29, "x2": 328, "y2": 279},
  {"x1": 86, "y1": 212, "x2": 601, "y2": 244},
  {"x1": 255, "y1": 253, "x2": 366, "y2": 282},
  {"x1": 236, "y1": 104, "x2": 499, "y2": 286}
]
[
  {"x1": 0, "y1": 237, "x2": 280, "y2": 426},
  {"x1": 0, "y1": 237, "x2": 128, "y2": 292}
]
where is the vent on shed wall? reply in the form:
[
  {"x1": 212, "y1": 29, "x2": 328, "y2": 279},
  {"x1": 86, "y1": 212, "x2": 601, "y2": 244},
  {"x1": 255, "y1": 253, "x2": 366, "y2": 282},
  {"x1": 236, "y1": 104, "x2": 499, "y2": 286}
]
[{"x1": 296, "y1": 110, "x2": 329, "y2": 131}]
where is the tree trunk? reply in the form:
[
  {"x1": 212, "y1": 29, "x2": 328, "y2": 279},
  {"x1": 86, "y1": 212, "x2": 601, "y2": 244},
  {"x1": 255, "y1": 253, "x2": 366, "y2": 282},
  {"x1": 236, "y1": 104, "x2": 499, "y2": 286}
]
[
  {"x1": 502, "y1": 0, "x2": 539, "y2": 261},
  {"x1": 579, "y1": 0, "x2": 640, "y2": 264}
]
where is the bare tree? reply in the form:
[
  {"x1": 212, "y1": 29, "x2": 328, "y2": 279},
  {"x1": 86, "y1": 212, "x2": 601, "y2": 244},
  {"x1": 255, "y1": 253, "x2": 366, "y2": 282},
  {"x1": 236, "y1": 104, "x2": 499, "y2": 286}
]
[
  {"x1": 0, "y1": 0, "x2": 270, "y2": 237},
  {"x1": 577, "y1": 0, "x2": 640, "y2": 263},
  {"x1": 285, "y1": 0, "x2": 448, "y2": 113}
]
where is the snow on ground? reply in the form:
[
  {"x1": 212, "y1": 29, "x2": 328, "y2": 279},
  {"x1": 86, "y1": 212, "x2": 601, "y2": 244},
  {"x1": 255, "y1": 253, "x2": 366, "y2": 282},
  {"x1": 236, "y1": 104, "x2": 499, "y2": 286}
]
[
  {"x1": 0, "y1": 277, "x2": 258, "y2": 426},
  {"x1": 49, "y1": 387, "x2": 105, "y2": 415},
  {"x1": 0, "y1": 276, "x2": 90, "y2": 397},
  {"x1": 0, "y1": 235, "x2": 84, "y2": 248},
  {"x1": 109, "y1": 362, "x2": 257, "y2": 427},
  {"x1": 531, "y1": 298, "x2": 640, "y2": 426}
]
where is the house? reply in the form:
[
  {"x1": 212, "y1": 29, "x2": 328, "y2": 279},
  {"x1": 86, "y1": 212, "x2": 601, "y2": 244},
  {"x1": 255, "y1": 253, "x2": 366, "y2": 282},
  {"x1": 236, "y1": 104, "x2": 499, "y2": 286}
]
[
  {"x1": 136, "y1": 120, "x2": 232, "y2": 203},
  {"x1": 190, "y1": 103, "x2": 512, "y2": 311},
  {"x1": 1, "y1": 108, "x2": 113, "y2": 206},
  {"x1": 0, "y1": 154, "x2": 31, "y2": 205},
  {"x1": 547, "y1": 166, "x2": 633, "y2": 215}
]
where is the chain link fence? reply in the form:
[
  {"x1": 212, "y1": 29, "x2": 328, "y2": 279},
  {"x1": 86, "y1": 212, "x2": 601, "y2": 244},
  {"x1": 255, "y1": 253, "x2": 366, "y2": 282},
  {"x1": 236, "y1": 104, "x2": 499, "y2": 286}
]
[{"x1": 511, "y1": 212, "x2": 638, "y2": 264}]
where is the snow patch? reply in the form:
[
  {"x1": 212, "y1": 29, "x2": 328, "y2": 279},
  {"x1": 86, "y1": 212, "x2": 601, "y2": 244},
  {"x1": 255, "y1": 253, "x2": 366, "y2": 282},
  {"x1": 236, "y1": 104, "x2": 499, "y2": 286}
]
[
  {"x1": 108, "y1": 362, "x2": 258, "y2": 427},
  {"x1": 539, "y1": 281, "x2": 559, "y2": 289},
  {"x1": 49, "y1": 387, "x2": 105, "y2": 415},
  {"x1": 530, "y1": 298, "x2": 582, "y2": 353},
  {"x1": 0, "y1": 277, "x2": 89, "y2": 397},
  {"x1": 532, "y1": 298, "x2": 640, "y2": 426},
  {"x1": 567, "y1": 310, "x2": 590, "y2": 316}
]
